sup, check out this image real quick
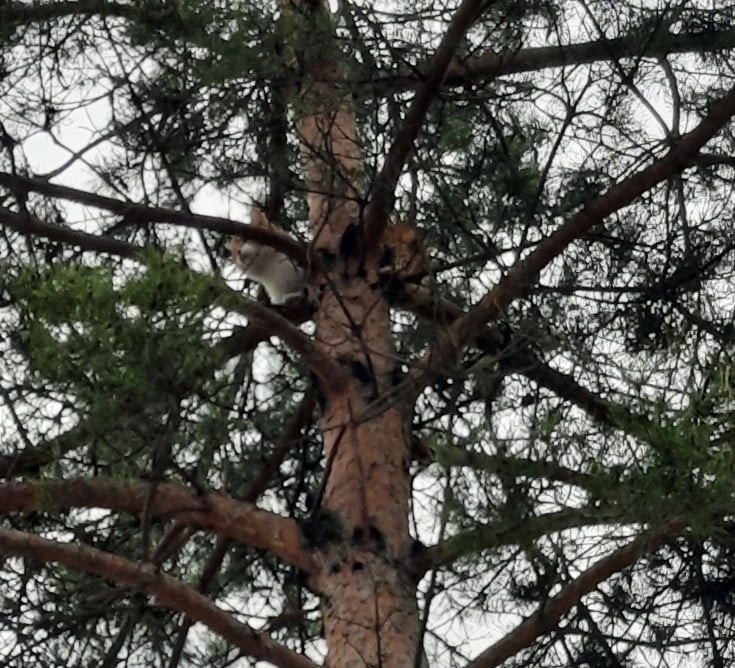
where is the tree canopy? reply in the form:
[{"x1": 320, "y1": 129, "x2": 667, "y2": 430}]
[{"x1": 2, "y1": 1, "x2": 735, "y2": 666}]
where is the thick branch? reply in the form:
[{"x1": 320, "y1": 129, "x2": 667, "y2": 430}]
[
  {"x1": 0, "y1": 173, "x2": 306, "y2": 262},
  {"x1": 0, "y1": 527, "x2": 317, "y2": 668},
  {"x1": 440, "y1": 28, "x2": 735, "y2": 87},
  {"x1": 363, "y1": 0, "x2": 487, "y2": 247},
  {"x1": 8, "y1": 1, "x2": 735, "y2": 96},
  {"x1": 0, "y1": 205, "x2": 140, "y2": 259},
  {"x1": 465, "y1": 519, "x2": 685, "y2": 668},
  {"x1": 393, "y1": 283, "x2": 464, "y2": 325},
  {"x1": 162, "y1": 389, "x2": 316, "y2": 664},
  {"x1": 1, "y1": 0, "x2": 142, "y2": 26},
  {"x1": 0, "y1": 203, "x2": 323, "y2": 379},
  {"x1": 0, "y1": 478, "x2": 317, "y2": 574},
  {"x1": 462, "y1": 83, "x2": 735, "y2": 336}
]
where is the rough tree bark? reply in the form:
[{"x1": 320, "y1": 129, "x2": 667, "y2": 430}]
[
  {"x1": 4, "y1": 2, "x2": 735, "y2": 667},
  {"x1": 284, "y1": 0, "x2": 429, "y2": 665},
  {"x1": 282, "y1": 3, "x2": 735, "y2": 665}
]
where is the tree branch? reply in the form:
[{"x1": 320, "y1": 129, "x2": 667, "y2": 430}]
[
  {"x1": 0, "y1": 477, "x2": 317, "y2": 574},
  {"x1": 439, "y1": 447, "x2": 596, "y2": 490},
  {"x1": 0, "y1": 527, "x2": 318, "y2": 668},
  {"x1": 0, "y1": 173, "x2": 306, "y2": 262},
  {"x1": 465, "y1": 519, "x2": 685, "y2": 668},
  {"x1": 413, "y1": 508, "x2": 605, "y2": 575},
  {"x1": 461, "y1": 82, "x2": 735, "y2": 338},
  {"x1": 0, "y1": 203, "x2": 325, "y2": 381},
  {"x1": 0, "y1": 205, "x2": 141, "y2": 259},
  {"x1": 363, "y1": 0, "x2": 488, "y2": 248},
  {"x1": 506, "y1": 349, "x2": 649, "y2": 431},
  {"x1": 438, "y1": 28, "x2": 735, "y2": 87},
  {"x1": 221, "y1": 289, "x2": 346, "y2": 389},
  {"x1": 8, "y1": 1, "x2": 735, "y2": 99},
  {"x1": 413, "y1": 81, "x2": 735, "y2": 381},
  {"x1": 0, "y1": 425, "x2": 88, "y2": 480},
  {"x1": 1, "y1": 0, "x2": 143, "y2": 27},
  {"x1": 0, "y1": 203, "x2": 326, "y2": 386}
]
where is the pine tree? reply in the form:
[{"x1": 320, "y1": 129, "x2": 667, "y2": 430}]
[{"x1": 1, "y1": 1, "x2": 735, "y2": 666}]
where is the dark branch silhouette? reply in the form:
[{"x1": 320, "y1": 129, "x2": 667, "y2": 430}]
[
  {"x1": 363, "y1": 0, "x2": 487, "y2": 248},
  {"x1": 0, "y1": 172, "x2": 306, "y2": 262}
]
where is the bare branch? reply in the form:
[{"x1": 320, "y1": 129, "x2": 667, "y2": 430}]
[
  {"x1": 0, "y1": 527, "x2": 318, "y2": 668},
  {"x1": 440, "y1": 29, "x2": 735, "y2": 87},
  {"x1": 440, "y1": 447, "x2": 596, "y2": 489},
  {"x1": 465, "y1": 519, "x2": 685, "y2": 668},
  {"x1": 0, "y1": 205, "x2": 140, "y2": 259},
  {"x1": 1, "y1": 0, "x2": 143, "y2": 27},
  {"x1": 0, "y1": 173, "x2": 306, "y2": 262},
  {"x1": 0, "y1": 477, "x2": 317, "y2": 574}
]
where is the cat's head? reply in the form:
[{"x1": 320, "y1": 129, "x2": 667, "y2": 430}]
[{"x1": 229, "y1": 208, "x2": 275, "y2": 270}]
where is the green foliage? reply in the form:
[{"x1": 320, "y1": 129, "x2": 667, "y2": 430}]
[
  {"x1": 598, "y1": 376, "x2": 735, "y2": 531},
  {"x1": 7, "y1": 255, "x2": 226, "y2": 472},
  {"x1": 4, "y1": 0, "x2": 735, "y2": 666}
]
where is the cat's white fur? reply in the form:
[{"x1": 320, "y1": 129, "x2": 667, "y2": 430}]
[{"x1": 230, "y1": 209, "x2": 305, "y2": 305}]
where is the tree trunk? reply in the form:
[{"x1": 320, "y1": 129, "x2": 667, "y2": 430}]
[
  {"x1": 313, "y1": 291, "x2": 418, "y2": 666},
  {"x1": 291, "y1": 3, "x2": 421, "y2": 665}
]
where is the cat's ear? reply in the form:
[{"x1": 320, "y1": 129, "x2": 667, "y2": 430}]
[
  {"x1": 229, "y1": 236, "x2": 244, "y2": 256},
  {"x1": 251, "y1": 207, "x2": 270, "y2": 228}
]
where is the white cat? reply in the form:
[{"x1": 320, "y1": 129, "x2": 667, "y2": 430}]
[{"x1": 229, "y1": 208, "x2": 306, "y2": 305}]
